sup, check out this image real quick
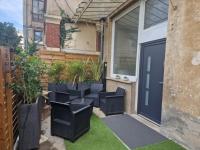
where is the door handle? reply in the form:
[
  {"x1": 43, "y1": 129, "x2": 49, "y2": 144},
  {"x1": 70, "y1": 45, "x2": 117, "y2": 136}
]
[{"x1": 159, "y1": 81, "x2": 164, "y2": 85}]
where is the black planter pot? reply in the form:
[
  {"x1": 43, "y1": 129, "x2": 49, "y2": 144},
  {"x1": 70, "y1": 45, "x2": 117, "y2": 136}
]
[{"x1": 18, "y1": 97, "x2": 44, "y2": 150}]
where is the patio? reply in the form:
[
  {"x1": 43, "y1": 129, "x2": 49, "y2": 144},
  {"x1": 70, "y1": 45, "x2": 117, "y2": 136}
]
[
  {"x1": 0, "y1": 46, "x2": 186, "y2": 150},
  {"x1": 0, "y1": 0, "x2": 199, "y2": 149},
  {"x1": 39, "y1": 106, "x2": 185, "y2": 150}
]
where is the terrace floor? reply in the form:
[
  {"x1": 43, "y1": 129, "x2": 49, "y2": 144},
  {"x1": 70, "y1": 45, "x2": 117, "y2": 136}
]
[{"x1": 40, "y1": 107, "x2": 185, "y2": 150}]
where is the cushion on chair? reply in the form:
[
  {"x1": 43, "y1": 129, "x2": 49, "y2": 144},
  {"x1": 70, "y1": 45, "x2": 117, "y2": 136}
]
[
  {"x1": 66, "y1": 83, "x2": 77, "y2": 90},
  {"x1": 55, "y1": 84, "x2": 68, "y2": 92},
  {"x1": 90, "y1": 83, "x2": 103, "y2": 93},
  {"x1": 69, "y1": 95, "x2": 80, "y2": 101},
  {"x1": 85, "y1": 93, "x2": 98, "y2": 99},
  {"x1": 100, "y1": 98, "x2": 106, "y2": 103},
  {"x1": 48, "y1": 83, "x2": 55, "y2": 91},
  {"x1": 78, "y1": 82, "x2": 90, "y2": 90},
  {"x1": 116, "y1": 87, "x2": 125, "y2": 96}
]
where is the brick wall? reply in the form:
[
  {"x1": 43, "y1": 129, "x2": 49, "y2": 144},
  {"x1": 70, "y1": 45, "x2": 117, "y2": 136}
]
[{"x1": 45, "y1": 23, "x2": 60, "y2": 48}]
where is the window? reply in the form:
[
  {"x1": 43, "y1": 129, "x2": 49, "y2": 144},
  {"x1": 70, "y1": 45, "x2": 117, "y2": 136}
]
[
  {"x1": 34, "y1": 31, "x2": 43, "y2": 42},
  {"x1": 144, "y1": 0, "x2": 169, "y2": 29},
  {"x1": 32, "y1": 0, "x2": 44, "y2": 22},
  {"x1": 112, "y1": 7, "x2": 140, "y2": 78},
  {"x1": 111, "y1": 1, "x2": 169, "y2": 81}
]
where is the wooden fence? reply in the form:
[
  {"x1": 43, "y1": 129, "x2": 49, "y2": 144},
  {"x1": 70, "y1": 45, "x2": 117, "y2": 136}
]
[
  {"x1": 0, "y1": 47, "x2": 20, "y2": 150},
  {"x1": 38, "y1": 50, "x2": 99, "y2": 64},
  {"x1": 38, "y1": 50, "x2": 99, "y2": 89}
]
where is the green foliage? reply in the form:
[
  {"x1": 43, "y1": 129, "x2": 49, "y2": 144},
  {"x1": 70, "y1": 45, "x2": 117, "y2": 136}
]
[
  {"x1": 15, "y1": 42, "x2": 38, "y2": 55},
  {"x1": 67, "y1": 61, "x2": 85, "y2": 83},
  {"x1": 10, "y1": 48, "x2": 46, "y2": 104},
  {"x1": 48, "y1": 58, "x2": 103, "y2": 84},
  {"x1": 0, "y1": 22, "x2": 22, "y2": 48},
  {"x1": 88, "y1": 58, "x2": 102, "y2": 81},
  {"x1": 60, "y1": 18, "x2": 80, "y2": 48},
  {"x1": 27, "y1": 42, "x2": 38, "y2": 55},
  {"x1": 135, "y1": 140, "x2": 185, "y2": 150},
  {"x1": 48, "y1": 61, "x2": 66, "y2": 83}
]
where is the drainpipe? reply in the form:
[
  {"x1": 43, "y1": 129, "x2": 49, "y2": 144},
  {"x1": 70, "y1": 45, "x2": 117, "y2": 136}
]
[
  {"x1": 100, "y1": 18, "x2": 105, "y2": 62},
  {"x1": 100, "y1": 18, "x2": 107, "y2": 91},
  {"x1": 24, "y1": 0, "x2": 28, "y2": 50}
]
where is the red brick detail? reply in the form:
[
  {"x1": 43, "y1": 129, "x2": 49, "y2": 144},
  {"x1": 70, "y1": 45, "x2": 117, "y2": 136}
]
[{"x1": 45, "y1": 23, "x2": 60, "y2": 48}]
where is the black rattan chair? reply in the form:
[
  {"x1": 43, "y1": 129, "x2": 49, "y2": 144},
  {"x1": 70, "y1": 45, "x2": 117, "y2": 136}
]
[
  {"x1": 85, "y1": 83, "x2": 103, "y2": 107},
  {"x1": 51, "y1": 102, "x2": 92, "y2": 142},
  {"x1": 99, "y1": 87, "x2": 125, "y2": 115}
]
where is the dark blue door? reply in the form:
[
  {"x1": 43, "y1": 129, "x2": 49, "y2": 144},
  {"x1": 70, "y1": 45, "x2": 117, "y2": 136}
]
[{"x1": 138, "y1": 39, "x2": 166, "y2": 124}]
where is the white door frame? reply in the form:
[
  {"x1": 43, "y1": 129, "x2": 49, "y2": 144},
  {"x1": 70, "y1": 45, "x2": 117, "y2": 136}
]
[
  {"x1": 109, "y1": 0, "x2": 168, "y2": 113},
  {"x1": 133, "y1": 0, "x2": 168, "y2": 113}
]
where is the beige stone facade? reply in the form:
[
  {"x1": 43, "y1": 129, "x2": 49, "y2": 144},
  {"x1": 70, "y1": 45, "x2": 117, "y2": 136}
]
[
  {"x1": 63, "y1": 22, "x2": 97, "y2": 52},
  {"x1": 23, "y1": 0, "x2": 99, "y2": 54},
  {"x1": 103, "y1": 0, "x2": 200, "y2": 149},
  {"x1": 23, "y1": 0, "x2": 44, "y2": 48},
  {"x1": 23, "y1": 0, "x2": 200, "y2": 149},
  {"x1": 162, "y1": 1, "x2": 200, "y2": 150}
]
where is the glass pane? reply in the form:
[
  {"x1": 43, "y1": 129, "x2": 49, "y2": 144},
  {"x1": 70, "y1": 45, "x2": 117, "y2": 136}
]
[
  {"x1": 146, "y1": 73, "x2": 150, "y2": 89},
  {"x1": 144, "y1": 0, "x2": 169, "y2": 29},
  {"x1": 147, "y1": 56, "x2": 151, "y2": 72},
  {"x1": 39, "y1": 1, "x2": 44, "y2": 12},
  {"x1": 113, "y1": 7, "x2": 140, "y2": 76},
  {"x1": 32, "y1": 0, "x2": 38, "y2": 13},
  {"x1": 32, "y1": 14, "x2": 38, "y2": 21},
  {"x1": 145, "y1": 91, "x2": 149, "y2": 106},
  {"x1": 34, "y1": 31, "x2": 42, "y2": 42}
]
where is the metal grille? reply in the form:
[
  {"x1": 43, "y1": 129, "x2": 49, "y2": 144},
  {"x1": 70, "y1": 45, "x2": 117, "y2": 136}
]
[{"x1": 72, "y1": 0, "x2": 128, "y2": 22}]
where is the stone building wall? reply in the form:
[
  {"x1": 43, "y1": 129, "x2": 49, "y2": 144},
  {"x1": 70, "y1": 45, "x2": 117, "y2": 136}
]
[
  {"x1": 104, "y1": 0, "x2": 200, "y2": 149},
  {"x1": 63, "y1": 22, "x2": 97, "y2": 52},
  {"x1": 162, "y1": 0, "x2": 200, "y2": 150}
]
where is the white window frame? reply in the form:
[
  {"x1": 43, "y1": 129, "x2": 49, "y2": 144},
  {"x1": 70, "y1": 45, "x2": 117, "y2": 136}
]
[
  {"x1": 111, "y1": 2, "x2": 140, "y2": 82},
  {"x1": 110, "y1": 0, "x2": 168, "y2": 83}
]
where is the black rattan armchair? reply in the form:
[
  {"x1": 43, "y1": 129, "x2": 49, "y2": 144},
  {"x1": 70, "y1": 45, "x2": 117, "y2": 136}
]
[
  {"x1": 99, "y1": 87, "x2": 125, "y2": 115},
  {"x1": 50, "y1": 102, "x2": 92, "y2": 142},
  {"x1": 85, "y1": 83, "x2": 103, "y2": 107}
]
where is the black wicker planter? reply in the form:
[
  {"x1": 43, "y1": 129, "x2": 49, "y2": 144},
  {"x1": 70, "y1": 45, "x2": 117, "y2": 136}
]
[{"x1": 18, "y1": 98, "x2": 43, "y2": 150}]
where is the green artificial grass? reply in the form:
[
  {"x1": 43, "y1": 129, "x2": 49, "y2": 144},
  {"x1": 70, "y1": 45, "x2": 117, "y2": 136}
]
[
  {"x1": 65, "y1": 114, "x2": 128, "y2": 150},
  {"x1": 135, "y1": 140, "x2": 186, "y2": 150},
  {"x1": 65, "y1": 115, "x2": 185, "y2": 150}
]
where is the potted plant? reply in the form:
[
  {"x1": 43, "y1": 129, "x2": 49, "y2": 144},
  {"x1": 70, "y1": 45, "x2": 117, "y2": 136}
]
[
  {"x1": 47, "y1": 61, "x2": 68, "y2": 92},
  {"x1": 11, "y1": 48, "x2": 46, "y2": 150}
]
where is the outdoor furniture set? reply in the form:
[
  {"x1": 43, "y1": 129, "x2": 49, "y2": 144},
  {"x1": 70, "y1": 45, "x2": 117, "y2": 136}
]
[{"x1": 48, "y1": 82, "x2": 126, "y2": 142}]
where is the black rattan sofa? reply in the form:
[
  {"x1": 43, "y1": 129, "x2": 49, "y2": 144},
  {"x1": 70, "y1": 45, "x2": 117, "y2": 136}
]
[{"x1": 85, "y1": 83, "x2": 103, "y2": 107}]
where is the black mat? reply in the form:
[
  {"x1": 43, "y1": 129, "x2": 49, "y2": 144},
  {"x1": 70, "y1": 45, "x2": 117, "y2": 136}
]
[{"x1": 103, "y1": 114, "x2": 166, "y2": 149}]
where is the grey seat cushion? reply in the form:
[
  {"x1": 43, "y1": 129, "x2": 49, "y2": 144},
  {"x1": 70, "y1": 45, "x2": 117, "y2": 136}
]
[
  {"x1": 70, "y1": 95, "x2": 80, "y2": 100},
  {"x1": 90, "y1": 83, "x2": 103, "y2": 93},
  {"x1": 85, "y1": 93, "x2": 99, "y2": 99},
  {"x1": 116, "y1": 87, "x2": 125, "y2": 96},
  {"x1": 66, "y1": 83, "x2": 77, "y2": 90},
  {"x1": 100, "y1": 98, "x2": 106, "y2": 103}
]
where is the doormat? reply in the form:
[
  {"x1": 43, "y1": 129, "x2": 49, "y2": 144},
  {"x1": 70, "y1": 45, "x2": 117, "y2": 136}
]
[{"x1": 103, "y1": 114, "x2": 166, "y2": 149}]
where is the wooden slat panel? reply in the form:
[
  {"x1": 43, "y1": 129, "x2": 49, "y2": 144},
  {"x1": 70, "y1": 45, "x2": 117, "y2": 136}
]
[
  {"x1": 38, "y1": 50, "x2": 99, "y2": 89},
  {"x1": 0, "y1": 47, "x2": 17, "y2": 150}
]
